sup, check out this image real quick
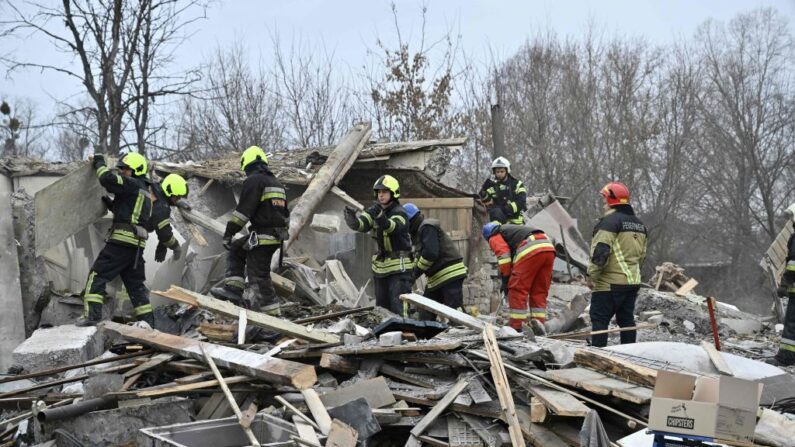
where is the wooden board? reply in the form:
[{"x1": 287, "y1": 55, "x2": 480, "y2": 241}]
[
  {"x1": 319, "y1": 353, "x2": 359, "y2": 374},
  {"x1": 302, "y1": 388, "x2": 332, "y2": 435},
  {"x1": 324, "y1": 338, "x2": 462, "y2": 355},
  {"x1": 293, "y1": 415, "x2": 321, "y2": 445},
  {"x1": 544, "y1": 367, "x2": 653, "y2": 404},
  {"x1": 155, "y1": 286, "x2": 339, "y2": 344},
  {"x1": 410, "y1": 378, "x2": 470, "y2": 437},
  {"x1": 521, "y1": 384, "x2": 589, "y2": 417},
  {"x1": 319, "y1": 377, "x2": 396, "y2": 409},
  {"x1": 482, "y1": 324, "x2": 523, "y2": 446},
  {"x1": 102, "y1": 321, "x2": 316, "y2": 389},
  {"x1": 134, "y1": 375, "x2": 251, "y2": 398},
  {"x1": 675, "y1": 278, "x2": 699, "y2": 296},
  {"x1": 573, "y1": 349, "x2": 657, "y2": 388},
  {"x1": 701, "y1": 341, "x2": 734, "y2": 376},
  {"x1": 326, "y1": 419, "x2": 358, "y2": 447},
  {"x1": 34, "y1": 160, "x2": 109, "y2": 255},
  {"x1": 400, "y1": 294, "x2": 485, "y2": 331}
]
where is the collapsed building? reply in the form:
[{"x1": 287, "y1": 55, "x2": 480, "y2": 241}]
[{"x1": 0, "y1": 123, "x2": 792, "y2": 446}]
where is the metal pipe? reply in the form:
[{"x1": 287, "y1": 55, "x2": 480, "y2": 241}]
[{"x1": 37, "y1": 396, "x2": 117, "y2": 422}]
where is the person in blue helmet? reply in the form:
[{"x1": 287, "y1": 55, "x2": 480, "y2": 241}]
[{"x1": 404, "y1": 203, "x2": 467, "y2": 318}]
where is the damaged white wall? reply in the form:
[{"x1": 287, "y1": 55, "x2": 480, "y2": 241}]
[{"x1": 0, "y1": 174, "x2": 27, "y2": 371}]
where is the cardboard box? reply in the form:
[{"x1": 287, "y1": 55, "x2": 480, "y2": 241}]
[{"x1": 648, "y1": 371, "x2": 763, "y2": 443}]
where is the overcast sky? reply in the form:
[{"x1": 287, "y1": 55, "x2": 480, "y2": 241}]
[{"x1": 2, "y1": 0, "x2": 794, "y2": 114}]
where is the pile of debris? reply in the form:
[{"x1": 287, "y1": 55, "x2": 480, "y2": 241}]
[
  {"x1": 1, "y1": 285, "x2": 794, "y2": 447},
  {"x1": 649, "y1": 262, "x2": 698, "y2": 295}
]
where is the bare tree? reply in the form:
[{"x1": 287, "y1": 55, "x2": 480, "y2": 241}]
[
  {"x1": 1, "y1": 0, "x2": 207, "y2": 156},
  {"x1": 0, "y1": 99, "x2": 47, "y2": 157}
]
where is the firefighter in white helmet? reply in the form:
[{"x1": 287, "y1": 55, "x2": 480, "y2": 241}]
[{"x1": 479, "y1": 157, "x2": 527, "y2": 224}]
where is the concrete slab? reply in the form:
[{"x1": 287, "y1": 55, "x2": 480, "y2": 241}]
[
  {"x1": 13, "y1": 324, "x2": 104, "y2": 372},
  {"x1": 311, "y1": 213, "x2": 341, "y2": 233},
  {"x1": 722, "y1": 317, "x2": 764, "y2": 335},
  {"x1": 0, "y1": 175, "x2": 27, "y2": 371},
  {"x1": 35, "y1": 396, "x2": 193, "y2": 446}
]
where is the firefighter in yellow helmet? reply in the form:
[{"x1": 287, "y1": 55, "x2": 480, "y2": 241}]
[
  {"x1": 78, "y1": 152, "x2": 156, "y2": 327},
  {"x1": 210, "y1": 146, "x2": 289, "y2": 314},
  {"x1": 343, "y1": 175, "x2": 414, "y2": 314},
  {"x1": 150, "y1": 173, "x2": 190, "y2": 264}
]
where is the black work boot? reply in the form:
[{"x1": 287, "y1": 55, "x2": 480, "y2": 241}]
[
  {"x1": 76, "y1": 303, "x2": 103, "y2": 327},
  {"x1": 137, "y1": 313, "x2": 156, "y2": 330},
  {"x1": 210, "y1": 281, "x2": 245, "y2": 304}
]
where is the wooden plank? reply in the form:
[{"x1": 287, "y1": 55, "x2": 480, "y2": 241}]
[
  {"x1": 675, "y1": 278, "x2": 699, "y2": 296},
  {"x1": 277, "y1": 396, "x2": 320, "y2": 431},
  {"x1": 34, "y1": 160, "x2": 109, "y2": 255},
  {"x1": 410, "y1": 378, "x2": 470, "y2": 437},
  {"x1": 515, "y1": 407, "x2": 570, "y2": 447},
  {"x1": 287, "y1": 123, "x2": 371, "y2": 250},
  {"x1": 319, "y1": 376, "x2": 396, "y2": 409},
  {"x1": 543, "y1": 367, "x2": 651, "y2": 403},
  {"x1": 124, "y1": 353, "x2": 175, "y2": 378},
  {"x1": 0, "y1": 349, "x2": 152, "y2": 385},
  {"x1": 102, "y1": 321, "x2": 316, "y2": 389},
  {"x1": 408, "y1": 198, "x2": 474, "y2": 209},
  {"x1": 155, "y1": 286, "x2": 339, "y2": 344},
  {"x1": 573, "y1": 349, "x2": 657, "y2": 388},
  {"x1": 133, "y1": 376, "x2": 251, "y2": 398},
  {"x1": 380, "y1": 364, "x2": 435, "y2": 389},
  {"x1": 466, "y1": 378, "x2": 492, "y2": 404},
  {"x1": 420, "y1": 435, "x2": 451, "y2": 447},
  {"x1": 201, "y1": 345, "x2": 260, "y2": 447},
  {"x1": 530, "y1": 398, "x2": 547, "y2": 423},
  {"x1": 701, "y1": 341, "x2": 734, "y2": 376},
  {"x1": 319, "y1": 353, "x2": 359, "y2": 374},
  {"x1": 324, "y1": 338, "x2": 462, "y2": 355},
  {"x1": 197, "y1": 393, "x2": 225, "y2": 420},
  {"x1": 522, "y1": 383, "x2": 589, "y2": 417},
  {"x1": 482, "y1": 324, "x2": 523, "y2": 446},
  {"x1": 302, "y1": 389, "x2": 332, "y2": 435},
  {"x1": 400, "y1": 293, "x2": 485, "y2": 331},
  {"x1": 327, "y1": 419, "x2": 358, "y2": 447},
  {"x1": 293, "y1": 415, "x2": 321, "y2": 445},
  {"x1": 331, "y1": 186, "x2": 364, "y2": 211}
]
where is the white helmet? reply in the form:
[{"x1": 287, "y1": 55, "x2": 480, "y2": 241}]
[{"x1": 491, "y1": 156, "x2": 511, "y2": 174}]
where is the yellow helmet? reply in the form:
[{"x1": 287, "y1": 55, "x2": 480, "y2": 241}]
[
  {"x1": 117, "y1": 152, "x2": 147, "y2": 176},
  {"x1": 161, "y1": 174, "x2": 189, "y2": 198},
  {"x1": 373, "y1": 175, "x2": 400, "y2": 199},
  {"x1": 240, "y1": 146, "x2": 268, "y2": 171}
]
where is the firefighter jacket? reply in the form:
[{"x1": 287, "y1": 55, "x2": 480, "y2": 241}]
[
  {"x1": 95, "y1": 158, "x2": 152, "y2": 249},
  {"x1": 587, "y1": 205, "x2": 647, "y2": 292},
  {"x1": 488, "y1": 224, "x2": 555, "y2": 278},
  {"x1": 225, "y1": 162, "x2": 289, "y2": 246},
  {"x1": 354, "y1": 200, "x2": 414, "y2": 277},
  {"x1": 150, "y1": 184, "x2": 179, "y2": 250},
  {"x1": 479, "y1": 174, "x2": 527, "y2": 224},
  {"x1": 411, "y1": 217, "x2": 468, "y2": 291}
]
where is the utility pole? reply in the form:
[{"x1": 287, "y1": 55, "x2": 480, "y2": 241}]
[{"x1": 490, "y1": 103, "x2": 506, "y2": 159}]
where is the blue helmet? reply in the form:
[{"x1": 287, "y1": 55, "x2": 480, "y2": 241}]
[
  {"x1": 404, "y1": 203, "x2": 420, "y2": 220},
  {"x1": 482, "y1": 222, "x2": 501, "y2": 240}
]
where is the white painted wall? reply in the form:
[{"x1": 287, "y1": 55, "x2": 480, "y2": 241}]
[{"x1": 0, "y1": 175, "x2": 28, "y2": 371}]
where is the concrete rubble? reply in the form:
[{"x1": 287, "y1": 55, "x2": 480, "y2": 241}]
[{"x1": 0, "y1": 136, "x2": 793, "y2": 446}]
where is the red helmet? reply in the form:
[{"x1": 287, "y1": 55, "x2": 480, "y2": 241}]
[{"x1": 600, "y1": 182, "x2": 630, "y2": 206}]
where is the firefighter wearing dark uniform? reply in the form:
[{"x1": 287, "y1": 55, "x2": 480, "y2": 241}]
[
  {"x1": 77, "y1": 153, "x2": 155, "y2": 327},
  {"x1": 151, "y1": 174, "x2": 189, "y2": 263},
  {"x1": 483, "y1": 223, "x2": 556, "y2": 331},
  {"x1": 588, "y1": 182, "x2": 647, "y2": 348},
  {"x1": 344, "y1": 175, "x2": 414, "y2": 315},
  {"x1": 404, "y1": 203, "x2": 467, "y2": 319},
  {"x1": 211, "y1": 146, "x2": 289, "y2": 314},
  {"x1": 772, "y1": 225, "x2": 795, "y2": 366},
  {"x1": 479, "y1": 157, "x2": 527, "y2": 225}
]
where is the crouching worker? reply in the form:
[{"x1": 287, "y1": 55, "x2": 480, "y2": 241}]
[
  {"x1": 78, "y1": 153, "x2": 155, "y2": 327},
  {"x1": 483, "y1": 223, "x2": 555, "y2": 332},
  {"x1": 211, "y1": 146, "x2": 289, "y2": 314},
  {"x1": 403, "y1": 203, "x2": 467, "y2": 319},
  {"x1": 344, "y1": 175, "x2": 414, "y2": 315}
]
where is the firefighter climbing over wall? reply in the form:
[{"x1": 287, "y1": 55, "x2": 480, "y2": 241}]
[
  {"x1": 479, "y1": 157, "x2": 527, "y2": 225},
  {"x1": 344, "y1": 175, "x2": 414, "y2": 315},
  {"x1": 77, "y1": 153, "x2": 156, "y2": 328}
]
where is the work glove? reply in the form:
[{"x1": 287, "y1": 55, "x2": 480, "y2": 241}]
[
  {"x1": 343, "y1": 206, "x2": 359, "y2": 230},
  {"x1": 502, "y1": 204, "x2": 515, "y2": 217},
  {"x1": 222, "y1": 236, "x2": 233, "y2": 251},
  {"x1": 171, "y1": 244, "x2": 182, "y2": 261},
  {"x1": 101, "y1": 195, "x2": 114, "y2": 209},
  {"x1": 92, "y1": 154, "x2": 105, "y2": 170},
  {"x1": 175, "y1": 199, "x2": 192, "y2": 211},
  {"x1": 366, "y1": 203, "x2": 383, "y2": 219},
  {"x1": 154, "y1": 243, "x2": 167, "y2": 263},
  {"x1": 777, "y1": 285, "x2": 788, "y2": 298}
]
